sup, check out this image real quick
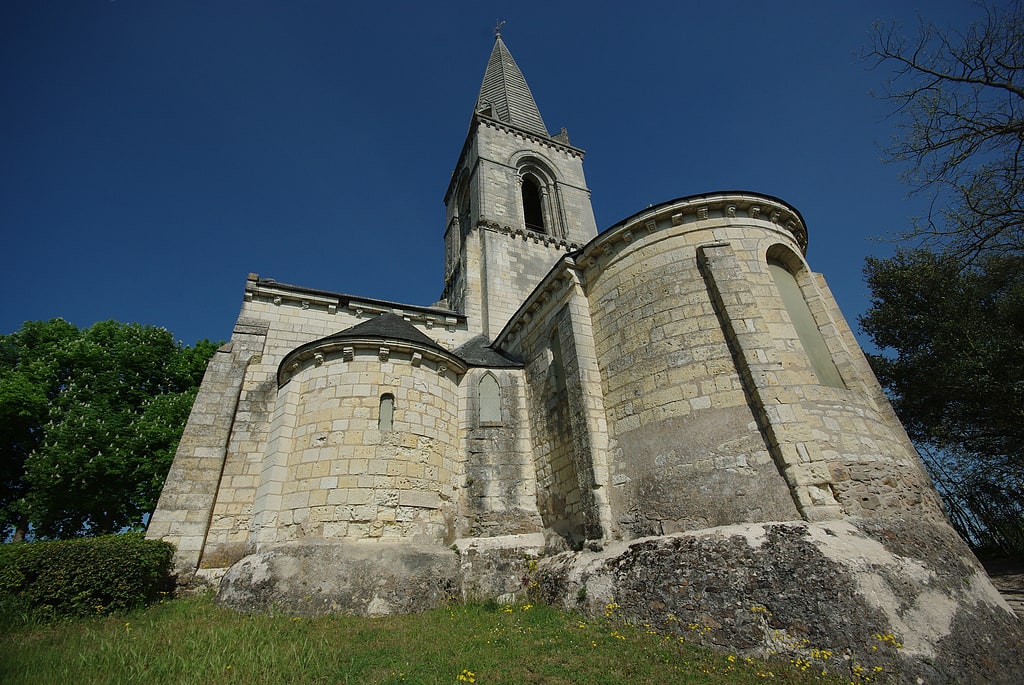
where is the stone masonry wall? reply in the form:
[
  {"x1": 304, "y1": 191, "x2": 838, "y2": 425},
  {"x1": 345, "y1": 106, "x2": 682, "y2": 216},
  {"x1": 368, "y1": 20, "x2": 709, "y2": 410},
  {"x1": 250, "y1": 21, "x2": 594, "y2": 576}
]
[
  {"x1": 460, "y1": 368, "x2": 543, "y2": 537},
  {"x1": 697, "y1": 235, "x2": 943, "y2": 521},
  {"x1": 249, "y1": 347, "x2": 461, "y2": 547},
  {"x1": 500, "y1": 268, "x2": 614, "y2": 546},
  {"x1": 583, "y1": 226, "x2": 801, "y2": 536},
  {"x1": 518, "y1": 298, "x2": 589, "y2": 542},
  {"x1": 146, "y1": 323, "x2": 265, "y2": 576},
  {"x1": 449, "y1": 119, "x2": 597, "y2": 338},
  {"x1": 480, "y1": 227, "x2": 577, "y2": 339},
  {"x1": 165, "y1": 275, "x2": 471, "y2": 572},
  {"x1": 812, "y1": 272, "x2": 942, "y2": 515},
  {"x1": 572, "y1": 194, "x2": 943, "y2": 531},
  {"x1": 472, "y1": 123, "x2": 596, "y2": 245},
  {"x1": 198, "y1": 299, "x2": 341, "y2": 568}
]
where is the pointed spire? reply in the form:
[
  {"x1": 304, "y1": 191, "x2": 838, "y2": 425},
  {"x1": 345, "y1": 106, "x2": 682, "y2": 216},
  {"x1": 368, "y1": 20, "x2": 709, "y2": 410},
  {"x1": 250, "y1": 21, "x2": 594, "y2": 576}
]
[{"x1": 476, "y1": 31, "x2": 549, "y2": 137}]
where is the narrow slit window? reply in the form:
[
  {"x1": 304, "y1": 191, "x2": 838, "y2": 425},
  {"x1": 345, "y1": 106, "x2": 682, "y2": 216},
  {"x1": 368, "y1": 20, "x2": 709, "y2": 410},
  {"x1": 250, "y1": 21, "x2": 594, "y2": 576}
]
[
  {"x1": 458, "y1": 184, "x2": 472, "y2": 236},
  {"x1": 550, "y1": 331, "x2": 566, "y2": 395},
  {"x1": 379, "y1": 394, "x2": 394, "y2": 431}
]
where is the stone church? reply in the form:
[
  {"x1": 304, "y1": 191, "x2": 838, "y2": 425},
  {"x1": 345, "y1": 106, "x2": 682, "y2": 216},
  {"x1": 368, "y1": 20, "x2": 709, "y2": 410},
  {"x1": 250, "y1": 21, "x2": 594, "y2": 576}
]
[{"x1": 148, "y1": 34, "x2": 1023, "y2": 682}]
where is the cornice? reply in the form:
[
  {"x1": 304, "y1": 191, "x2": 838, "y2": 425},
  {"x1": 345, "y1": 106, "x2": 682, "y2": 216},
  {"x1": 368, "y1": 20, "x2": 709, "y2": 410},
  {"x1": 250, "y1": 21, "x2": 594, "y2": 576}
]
[
  {"x1": 444, "y1": 115, "x2": 585, "y2": 202},
  {"x1": 494, "y1": 191, "x2": 809, "y2": 348},
  {"x1": 588, "y1": 192, "x2": 808, "y2": 263},
  {"x1": 476, "y1": 115, "x2": 586, "y2": 158},
  {"x1": 277, "y1": 334, "x2": 467, "y2": 387},
  {"x1": 476, "y1": 218, "x2": 583, "y2": 251},
  {"x1": 244, "y1": 274, "x2": 463, "y2": 332}
]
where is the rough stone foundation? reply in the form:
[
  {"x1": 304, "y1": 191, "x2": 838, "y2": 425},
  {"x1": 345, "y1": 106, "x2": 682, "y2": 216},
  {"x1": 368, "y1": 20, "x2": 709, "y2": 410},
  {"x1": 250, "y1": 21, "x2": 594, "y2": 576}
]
[
  {"x1": 218, "y1": 541, "x2": 461, "y2": 616},
  {"x1": 529, "y1": 518, "x2": 1024, "y2": 685},
  {"x1": 212, "y1": 519, "x2": 1023, "y2": 683},
  {"x1": 216, "y1": 534, "x2": 548, "y2": 616}
]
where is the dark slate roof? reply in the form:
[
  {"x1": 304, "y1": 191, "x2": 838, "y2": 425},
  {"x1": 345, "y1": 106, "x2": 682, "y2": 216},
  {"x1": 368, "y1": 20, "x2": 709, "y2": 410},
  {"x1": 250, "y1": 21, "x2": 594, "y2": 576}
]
[
  {"x1": 454, "y1": 334, "x2": 522, "y2": 368},
  {"x1": 476, "y1": 35, "x2": 548, "y2": 137},
  {"x1": 332, "y1": 313, "x2": 448, "y2": 354}
]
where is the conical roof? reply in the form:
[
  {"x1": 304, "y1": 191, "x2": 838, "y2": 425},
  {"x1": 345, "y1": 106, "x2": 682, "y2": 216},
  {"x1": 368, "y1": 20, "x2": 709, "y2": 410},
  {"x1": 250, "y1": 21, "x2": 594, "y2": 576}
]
[
  {"x1": 331, "y1": 313, "x2": 448, "y2": 353},
  {"x1": 476, "y1": 34, "x2": 548, "y2": 137}
]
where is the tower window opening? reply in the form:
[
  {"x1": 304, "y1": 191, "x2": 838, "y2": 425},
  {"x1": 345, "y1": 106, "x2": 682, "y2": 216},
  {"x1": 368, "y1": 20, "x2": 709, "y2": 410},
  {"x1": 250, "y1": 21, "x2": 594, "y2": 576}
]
[
  {"x1": 379, "y1": 394, "x2": 395, "y2": 431},
  {"x1": 522, "y1": 175, "x2": 546, "y2": 232}
]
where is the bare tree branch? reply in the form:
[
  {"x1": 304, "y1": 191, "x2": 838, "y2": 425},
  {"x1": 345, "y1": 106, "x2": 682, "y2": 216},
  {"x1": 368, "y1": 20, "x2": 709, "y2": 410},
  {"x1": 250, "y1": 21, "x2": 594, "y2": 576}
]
[{"x1": 867, "y1": 1, "x2": 1024, "y2": 261}]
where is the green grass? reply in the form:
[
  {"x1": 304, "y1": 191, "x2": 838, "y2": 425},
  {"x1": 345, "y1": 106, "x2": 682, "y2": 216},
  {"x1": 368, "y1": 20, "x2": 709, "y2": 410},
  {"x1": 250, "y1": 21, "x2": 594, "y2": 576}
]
[{"x1": 0, "y1": 595, "x2": 841, "y2": 684}]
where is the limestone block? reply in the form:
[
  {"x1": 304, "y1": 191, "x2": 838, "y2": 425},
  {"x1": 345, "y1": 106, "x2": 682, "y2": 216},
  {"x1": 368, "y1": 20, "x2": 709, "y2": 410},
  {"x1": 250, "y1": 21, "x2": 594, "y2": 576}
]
[{"x1": 400, "y1": 490, "x2": 441, "y2": 509}]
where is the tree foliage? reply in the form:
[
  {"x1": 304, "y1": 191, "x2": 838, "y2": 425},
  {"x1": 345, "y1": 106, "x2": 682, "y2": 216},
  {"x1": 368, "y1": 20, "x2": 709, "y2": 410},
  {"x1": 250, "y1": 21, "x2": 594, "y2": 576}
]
[
  {"x1": 860, "y1": 251, "x2": 1024, "y2": 555},
  {"x1": 918, "y1": 442, "x2": 1024, "y2": 556},
  {"x1": 864, "y1": 2, "x2": 1024, "y2": 554},
  {"x1": 861, "y1": 250, "x2": 1024, "y2": 471},
  {"x1": 0, "y1": 319, "x2": 218, "y2": 541},
  {"x1": 867, "y1": 0, "x2": 1024, "y2": 261}
]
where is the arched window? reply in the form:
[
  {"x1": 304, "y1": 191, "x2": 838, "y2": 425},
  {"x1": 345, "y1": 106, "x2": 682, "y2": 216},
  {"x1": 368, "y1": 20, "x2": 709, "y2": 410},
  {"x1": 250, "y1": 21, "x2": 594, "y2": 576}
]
[
  {"x1": 479, "y1": 373, "x2": 501, "y2": 424},
  {"x1": 378, "y1": 394, "x2": 394, "y2": 431},
  {"x1": 521, "y1": 174, "x2": 546, "y2": 233},
  {"x1": 767, "y1": 257, "x2": 845, "y2": 389}
]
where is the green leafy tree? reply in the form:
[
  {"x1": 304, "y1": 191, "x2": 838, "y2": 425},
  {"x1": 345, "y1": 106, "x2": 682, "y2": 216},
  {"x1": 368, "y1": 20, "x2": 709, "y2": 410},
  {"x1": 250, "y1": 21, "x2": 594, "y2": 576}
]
[
  {"x1": 0, "y1": 319, "x2": 79, "y2": 541},
  {"x1": 0, "y1": 319, "x2": 218, "y2": 541},
  {"x1": 861, "y1": 249, "x2": 1024, "y2": 554},
  {"x1": 861, "y1": 250, "x2": 1024, "y2": 472}
]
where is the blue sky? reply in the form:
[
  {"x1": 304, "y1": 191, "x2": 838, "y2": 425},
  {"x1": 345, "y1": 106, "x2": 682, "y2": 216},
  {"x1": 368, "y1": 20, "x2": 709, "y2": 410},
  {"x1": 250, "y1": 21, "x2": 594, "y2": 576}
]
[{"x1": 1, "y1": 1, "x2": 983, "y2": 347}]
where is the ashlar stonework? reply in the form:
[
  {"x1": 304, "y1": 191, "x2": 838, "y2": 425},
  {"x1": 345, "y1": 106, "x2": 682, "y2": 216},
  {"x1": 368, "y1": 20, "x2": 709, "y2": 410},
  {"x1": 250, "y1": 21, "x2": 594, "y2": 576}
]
[{"x1": 148, "y1": 32, "x2": 1023, "y2": 683}]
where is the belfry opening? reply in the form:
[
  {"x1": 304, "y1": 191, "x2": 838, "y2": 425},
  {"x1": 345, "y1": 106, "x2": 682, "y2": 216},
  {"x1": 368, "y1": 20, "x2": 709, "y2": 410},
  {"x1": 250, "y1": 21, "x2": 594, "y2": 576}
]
[{"x1": 522, "y1": 174, "x2": 545, "y2": 232}]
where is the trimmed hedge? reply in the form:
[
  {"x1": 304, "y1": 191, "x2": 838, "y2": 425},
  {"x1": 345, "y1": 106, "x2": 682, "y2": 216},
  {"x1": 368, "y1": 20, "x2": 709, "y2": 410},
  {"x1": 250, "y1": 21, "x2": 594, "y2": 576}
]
[{"x1": 0, "y1": 532, "x2": 174, "y2": 621}]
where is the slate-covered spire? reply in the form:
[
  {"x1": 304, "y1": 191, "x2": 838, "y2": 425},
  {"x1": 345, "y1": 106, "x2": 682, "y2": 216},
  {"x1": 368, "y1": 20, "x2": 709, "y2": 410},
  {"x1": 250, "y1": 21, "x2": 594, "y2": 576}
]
[{"x1": 476, "y1": 32, "x2": 549, "y2": 137}]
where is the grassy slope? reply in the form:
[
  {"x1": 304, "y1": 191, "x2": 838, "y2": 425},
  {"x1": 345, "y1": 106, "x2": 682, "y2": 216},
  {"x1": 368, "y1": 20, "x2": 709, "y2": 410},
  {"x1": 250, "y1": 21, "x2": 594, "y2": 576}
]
[{"x1": 0, "y1": 596, "x2": 842, "y2": 685}]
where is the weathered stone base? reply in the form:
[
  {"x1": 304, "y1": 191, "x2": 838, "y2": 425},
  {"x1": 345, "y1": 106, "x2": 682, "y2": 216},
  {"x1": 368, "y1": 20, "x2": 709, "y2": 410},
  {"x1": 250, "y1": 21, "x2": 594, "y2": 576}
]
[
  {"x1": 530, "y1": 518, "x2": 1024, "y2": 684},
  {"x1": 216, "y1": 534, "x2": 546, "y2": 616},
  {"x1": 218, "y1": 541, "x2": 461, "y2": 616},
  {"x1": 213, "y1": 519, "x2": 1023, "y2": 683},
  {"x1": 455, "y1": 532, "x2": 545, "y2": 602}
]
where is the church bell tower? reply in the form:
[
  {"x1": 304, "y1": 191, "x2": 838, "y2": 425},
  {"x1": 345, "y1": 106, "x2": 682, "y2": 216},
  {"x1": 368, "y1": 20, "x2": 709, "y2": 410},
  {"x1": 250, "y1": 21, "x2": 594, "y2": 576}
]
[{"x1": 441, "y1": 30, "x2": 598, "y2": 338}]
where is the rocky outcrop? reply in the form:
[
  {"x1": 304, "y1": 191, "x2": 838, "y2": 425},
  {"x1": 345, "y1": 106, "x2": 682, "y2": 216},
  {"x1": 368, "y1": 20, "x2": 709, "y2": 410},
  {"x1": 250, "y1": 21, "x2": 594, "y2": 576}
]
[
  {"x1": 530, "y1": 518, "x2": 1024, "y2": 684},
  {"x1": 217, "y1": 541, "x2": 460, "y2": 616},
  {"x1": 216, "y1": 533, "x2": 547, "y2": 616}
]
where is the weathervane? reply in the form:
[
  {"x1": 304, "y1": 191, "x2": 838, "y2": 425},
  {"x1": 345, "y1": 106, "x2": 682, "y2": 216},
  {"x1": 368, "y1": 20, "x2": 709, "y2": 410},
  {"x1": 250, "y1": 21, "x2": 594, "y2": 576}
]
[{"x1": 494, "y1": 20, "x2": 505, "y2": 38}]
